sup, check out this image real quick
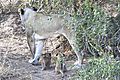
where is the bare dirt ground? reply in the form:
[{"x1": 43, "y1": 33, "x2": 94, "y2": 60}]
[{"x1": 0, "y1": 13, "x2": 77, "y2": 80}]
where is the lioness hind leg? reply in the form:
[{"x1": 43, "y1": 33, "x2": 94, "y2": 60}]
[
  {"x1": 69, "y1": 40, "x2": 82, "y2": 66},
  {"x1": 62, "y1": 34, "x2": 83, "y2": 66}
]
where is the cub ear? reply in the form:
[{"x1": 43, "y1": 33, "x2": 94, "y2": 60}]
[
  {"x1": 18, "y1": 8, "x2": 24, "y2": 15},
  {"x1": 32, "y1": 7, "x2": 37, "y2": 11}
]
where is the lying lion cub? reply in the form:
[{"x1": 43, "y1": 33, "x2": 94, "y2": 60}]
[{"x1": 18, "y1": 7, "x2": 82, "y2": 66}]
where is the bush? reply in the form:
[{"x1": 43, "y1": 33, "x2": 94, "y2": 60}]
[
  {"x1": 71, "y1": 58, "x2": 120, "y2": 80},
  {"x1": 75, "y1": 0, "x2": 110, "y2": 54},
  {"x1": 72, "y1": 1, "x2": 120, "y2": 79}
]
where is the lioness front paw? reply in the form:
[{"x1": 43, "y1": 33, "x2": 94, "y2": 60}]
[
  {"x1": 28, "y1": 59, "x2": 39, "y2": 65},
  {"x1": 28, "y1": 59, "x2": 34, "y2": 63}
]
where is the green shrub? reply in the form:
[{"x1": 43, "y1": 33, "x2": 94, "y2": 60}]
[
  {"x1": 71, "y1": 58, "x2": 120, "y2": 80},
  {"x1": 72, "y1": 1, "x2": 120, "y2": 79},
  {"x1": 75, "y1": 0, "x2": 110, "y2": 53}
]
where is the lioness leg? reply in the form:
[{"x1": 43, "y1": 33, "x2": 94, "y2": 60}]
[
  {"x1": 62, "y1": 33, "x2": 82, "y2": 66},
  {"x1": 27, "y1": 35, "x2": 35, "y2": 58},
  {"x1": 26, "y1": 29, "x2": 35, "y2": 58},
  {"x1": 29, "y1": 40, "x2": 44, "y2": 64},
  {"x1": 69, "y1": 40, "x2": 82, "y2": 65}
]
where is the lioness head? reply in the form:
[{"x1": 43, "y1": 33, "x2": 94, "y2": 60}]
[
  {"x1": 18, "y1": 7, "x2": 37, "y2": 30},
  {"x1": 18, "y1": 7, "x2": 37, "y2": 23}
]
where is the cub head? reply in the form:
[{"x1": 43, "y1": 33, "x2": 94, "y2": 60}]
[{"x1": 42, "y1": 53, "x2": 51, "y2": 59}]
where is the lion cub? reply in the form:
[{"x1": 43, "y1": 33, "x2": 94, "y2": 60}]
[
  {"x1": 41, "y1": 52, "x2": 51, "y2": 70},
  {"x1": 55, "y1": 45, "x2": 67, "y2": 77}
]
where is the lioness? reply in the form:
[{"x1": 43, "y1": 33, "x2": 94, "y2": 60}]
[{"x1": 18, "y1": 7, "x2": 82, "y2": 66}]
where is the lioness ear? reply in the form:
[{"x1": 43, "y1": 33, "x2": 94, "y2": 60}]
[
  {"x1": 18, "y1": 8, "x2": 24, "y2": 15},
  {"x1": 32, "y1": 7, "x2": 37, "y2": 11},
  {"x1": 56, "y1": 53, "x2": 58, "y2": 56}
]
